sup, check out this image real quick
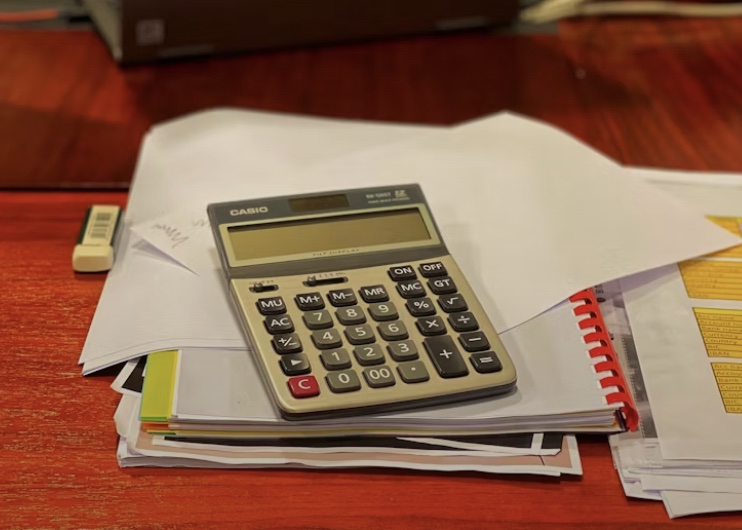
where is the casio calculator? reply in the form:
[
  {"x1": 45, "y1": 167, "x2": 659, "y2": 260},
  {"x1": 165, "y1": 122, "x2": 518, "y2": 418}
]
[{"x1": 208, "y1": 184, "x2": 516, "y2": 419}]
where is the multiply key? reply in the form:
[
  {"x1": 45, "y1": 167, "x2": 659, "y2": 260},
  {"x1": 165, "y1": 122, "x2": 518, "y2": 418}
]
[{"x1": 415, "y1": 316, "x2": 446, "y2": 336}]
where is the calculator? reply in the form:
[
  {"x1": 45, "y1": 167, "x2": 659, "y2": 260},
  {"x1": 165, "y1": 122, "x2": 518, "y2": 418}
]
[{"x1": 208, "y1": 184, "x2": 516, "y2": 419}]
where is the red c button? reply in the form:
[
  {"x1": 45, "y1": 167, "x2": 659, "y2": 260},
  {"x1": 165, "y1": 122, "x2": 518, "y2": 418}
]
[{"x1": 288, "y1": 376, "x2": 320, "y2": 398}]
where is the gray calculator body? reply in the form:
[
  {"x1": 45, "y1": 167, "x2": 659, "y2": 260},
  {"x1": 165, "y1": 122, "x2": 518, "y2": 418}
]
[{"x1": 208, "y1": 184, "x2": 516, "y2": 420}]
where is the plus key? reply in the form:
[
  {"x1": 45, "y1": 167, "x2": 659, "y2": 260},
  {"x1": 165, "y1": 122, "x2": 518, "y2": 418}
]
[{"x1": 423, "y1": 336, "x2": 468, "y2": 378}]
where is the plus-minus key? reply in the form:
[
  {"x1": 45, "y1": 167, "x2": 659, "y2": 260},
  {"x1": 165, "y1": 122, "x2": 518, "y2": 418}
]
[{"x1": 423, "y1": 336, "x2": 468, "y2": 378}]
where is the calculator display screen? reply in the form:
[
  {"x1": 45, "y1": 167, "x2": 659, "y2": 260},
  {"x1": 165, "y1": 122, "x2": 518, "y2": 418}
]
[{"x1": 228, "y1": 208, "x2": 431, "y2": 261}]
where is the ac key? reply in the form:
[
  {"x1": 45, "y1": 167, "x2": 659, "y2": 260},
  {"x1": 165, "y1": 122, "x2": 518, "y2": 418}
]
[
  {"x1": 264, "y1": 315, "x2": 294, "y2": 334},
  {"x1": 415, "y1": 316, "x2": 446, "y2": 336}
]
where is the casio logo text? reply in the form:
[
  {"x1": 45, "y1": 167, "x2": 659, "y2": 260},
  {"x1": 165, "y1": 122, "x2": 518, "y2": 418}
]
[{"x1": 230, "y1": 206, "x2": 269, "y2": 216}]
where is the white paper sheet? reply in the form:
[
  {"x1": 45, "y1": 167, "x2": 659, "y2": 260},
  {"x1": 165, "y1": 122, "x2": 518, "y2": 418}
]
[
  {"x1": 662, "y1": 490, "x2": 742, "y2": 518},
  {"x1": 643, "y1": 474, "x2": 742, "y2": 495},
  {"x1": 129, "y1": 209, "x2": 212, "y2": 274},
  {"x1": 80, "y1": 110, "x2": 430, "y2": 373},
  {"x1": 80, "y1": 109, "x2": 740, "y2": 373}
]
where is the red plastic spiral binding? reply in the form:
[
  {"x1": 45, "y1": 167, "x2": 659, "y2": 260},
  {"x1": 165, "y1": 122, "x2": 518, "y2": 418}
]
[{"x1": 569, "y1": 288, "x2": 639, "y2": 432}]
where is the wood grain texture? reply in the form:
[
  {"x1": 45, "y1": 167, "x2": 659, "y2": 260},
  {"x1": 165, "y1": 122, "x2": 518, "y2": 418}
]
[
  {"x1": 2, "y1": 17, "x2": 742, "y2": 188},
  {"x1": 2, "y1": 193, "x2": 742, "y2": 528}
]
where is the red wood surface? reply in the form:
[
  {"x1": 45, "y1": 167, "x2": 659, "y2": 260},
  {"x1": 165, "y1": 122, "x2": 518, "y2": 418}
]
[
  {"x1": 2, "y1": 17, "x2": 742, "y2": 188},
  {"x1": 3, "y1": 17, "x2": 742, "y2": 528},
  {"x1": 2, "y1": 191, "x2": 742, "y2": 528}
]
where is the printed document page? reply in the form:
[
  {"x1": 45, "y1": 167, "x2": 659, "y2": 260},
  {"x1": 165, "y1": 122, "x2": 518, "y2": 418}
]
[{"x1": 622, "y1": 169, "x2": 742, "y2": 461}]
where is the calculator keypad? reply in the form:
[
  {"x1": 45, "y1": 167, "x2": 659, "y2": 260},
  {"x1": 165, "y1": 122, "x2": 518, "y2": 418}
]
[{"x1": 235, "y1": 255, "x2": 516, "y2": 418}]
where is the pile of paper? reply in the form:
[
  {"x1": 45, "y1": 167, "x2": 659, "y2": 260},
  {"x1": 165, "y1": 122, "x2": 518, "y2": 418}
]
[
  {"x1": 78, "y1": 109, "x2": 742, "y2": 497},
  {"x1": 111, "y1": 356, "x2": 583, "y2": 474},
  {"x1": 600, "y1": 170, "x2": 742, "y2": 518}
]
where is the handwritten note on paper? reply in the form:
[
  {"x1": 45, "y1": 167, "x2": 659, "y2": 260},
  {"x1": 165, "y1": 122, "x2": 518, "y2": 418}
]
[{"x1": 130, "y1": 210, "x2": 214, "y2": 274}]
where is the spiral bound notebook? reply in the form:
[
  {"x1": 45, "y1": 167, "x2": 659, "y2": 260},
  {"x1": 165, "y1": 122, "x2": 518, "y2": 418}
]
[{"x1": 140, "y1": 288, "x2": 638, "y2": 438}]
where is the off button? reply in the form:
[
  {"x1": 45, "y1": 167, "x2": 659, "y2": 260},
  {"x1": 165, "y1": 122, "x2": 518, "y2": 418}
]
[
  {"x1": 287, "y1": 375, "x2": 320, "y2": 398},
  {"x1": 419, "y1": 262, "x2": 447, "y2": 277}
]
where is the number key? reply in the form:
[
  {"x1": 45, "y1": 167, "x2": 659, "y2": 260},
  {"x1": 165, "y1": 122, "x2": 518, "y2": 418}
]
[
  {"x1": 363, "y1": 366, "x2": 396, "y2": 388},
  {"x1": 336, "y1": 306, "x2": 366, "y2": 325},
  {"x1": 345, "y1": 324, "x2": 376, "y2": 345},
  {"x1": 320, "y1": 349, "x2": 352, "y2": 370},
  {"x1": 312, "y1": 329, "x2": 343, "y2": 349},
  {"x1": 377, "y1": 321, "x2": 409, "y2": 341},
  {"x1": 302, "y1": 310, "x2": 333, "y2": 330},
  {"x1": 326, "y1": 370, "x2": 362, "y2": 393},
  {"x1": 369, "y1": 302, "x2": 398, "y2": 321},
  {"x1": 387, "y1": 340, "x2": 418, "y2": 362},
  {"x1": 353, "y1": 344, "x2": 385, "y2": 366}
]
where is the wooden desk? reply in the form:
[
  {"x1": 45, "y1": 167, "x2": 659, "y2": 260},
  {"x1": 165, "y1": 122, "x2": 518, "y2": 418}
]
[
  {"x1": 2, "y1": 19, "x2": 742, "y2": 528},
  {"x1": 3, "y1": 191, "x2": 742, "y2": 529},
  {"x1": 2, "y1": 17, "x2": 742, "y2": 188}
]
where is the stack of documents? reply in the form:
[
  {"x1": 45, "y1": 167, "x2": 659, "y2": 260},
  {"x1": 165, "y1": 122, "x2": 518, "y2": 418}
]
[
  {"x1": 601, "y1": 170, "x2": 742, "y2": 518},
  {"x1": 79, "y1": 109, "x2": 742, "y2": 487}
]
